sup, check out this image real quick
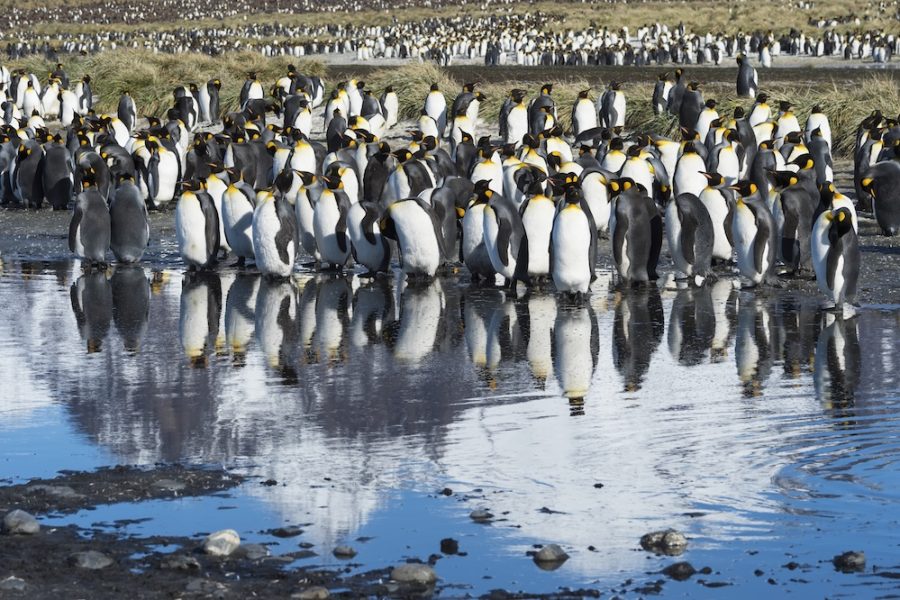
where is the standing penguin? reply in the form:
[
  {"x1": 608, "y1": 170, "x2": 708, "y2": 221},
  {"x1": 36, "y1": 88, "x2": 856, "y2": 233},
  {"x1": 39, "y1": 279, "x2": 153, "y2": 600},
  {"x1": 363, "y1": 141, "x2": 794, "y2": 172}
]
[
  {"x1": 313, "y1": 174, "x2": 352, "y2": 268},
  {"x1": 805, "y1": 105, "x2": 831, "y2": 149},
  {"x1": 348, "y1": 201, "x2": 391, "y2": 276},
  {"x1": 609, "y1": 178, "x2": 662, "y2": 285},
  {"x1": 424, "y1": 83, "x2": 447, "y2": 138},
  {"x1": 198, "y1": 78, "x2": 221, "y2": 124},
  {"x1": 117, "y1": 91, "x2": 137, "y2": 133},
  {"x1": 665, "y1": 193, "x2": 715, "y2": 283},
  {"x1": 175, "y1": 180, "x2": 219, "y2": 270},
  {"x1": 735, "y1": 54, "x2": 758, "y2": 98},
  {"x1": 109, "y1": 174, "x2": 149, "y2": 263},
  {"x1": 699, "y1": 172, "x2": 735, "y2": 263},
  {"x1": 599, "y1": 81, "x2": 626, "y2": 129},
  {"x1": 42, "y1": 135, "x2": 73, "y2": 210},
  {"x1": 221, "y1": 175, "x2": 257, "y2": 266},
  {"x1": 860, "y1": 162, "x2": 900, "y2": 236},
  {"x1": 380, "y1": 197, "x2": 445, "y2": 278},
  {"x1": 502, "y1": 89, "x2": 529, "y2": 145},
  {"x1": 551, "y1": 180, "x2": 598, "y2": 295},
  {"x1": 652, "y1": 73, "x2": 672, "y2": 115},
  {"x1": 460, "y1": 181, "x2": 497, "y2": 281},
  {"x1": 252, "y1": 189, "x2": 296, "y2": 278},
  {"x1": 380, "y1": 86, "x2": 399, "y2": 130},
  {"x1": 482, "y1": 187, "x2": 529, "y2": 287},
  {"x1": 571, "y1": 89, "x2": 597, "y2": 137},
  {"x1": 240, "y1": 72, "x2": 264, "y2": 108},
  {"x1": 730, "y1": 180, "x2": 776, "y2": 286},
  {"x1": 69, "y1": 170, "x2": 111, "y2": 267},
  {"x1": 667, "y1": 68, "x2": 686, "y2": 116},
  {"x1": 679, "y1": 82, "x2": 704, "y2": 132},
  {"x1": 811, "y1": 207, "x2": 859, "y2": 312}
]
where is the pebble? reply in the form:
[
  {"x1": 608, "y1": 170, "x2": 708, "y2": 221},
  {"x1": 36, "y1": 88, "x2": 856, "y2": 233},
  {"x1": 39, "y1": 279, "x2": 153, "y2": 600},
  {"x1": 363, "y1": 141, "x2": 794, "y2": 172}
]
[
  {"x1": 271, "y1": 526, "x2": 304, "y2": 538},
  {"x1": 440, "y1": 488, "x2": 453, "y2": 496},
  {"x1": 238, "y1": 543, "x2": 270, "y2": 560},
  {"x1": 151, "y1": 479, "x2": 186, "y2": 492},
  {"x1": 533, "y1": 544, "x2": 569, "y2": 564},
  {"x1": 27, "y1": 484, "x2": 83, "y2": 499},
  {"x1": 291, "y1": 586, "x2": 330, "y2": 599},
  {"x1": 2, "y1": 510, "x2": 39, "y2": 535},
  {"x1": 833, "y1": 551, "x2": 866, "y2": 573},
  {"x1": 469, "y1": 509, "x2": 494, "y2": 522},
  {"x1": 0, "y1": 576, "x2": 26, "y2": 591},
  {"x1": 332, "y1": 545, "x2": 357, "y2": 559},
  {"x1": 70, "y1": 550, "x2": 114, "y2": 570},
  {"x1": 640, "y1": 530, "x2": 688, "y2": 556},
  {"x1": 203, "y1": 529, "x2": 241, "y2": 556},
  {"x1": 662, "y1": 561, "x2": 696, "y2": 581},
  {"x1": 185, "y1": 578, "x2": 229, "y2": 597},
  {"x1": 161, "y1": 554, "x2": 201, "y2": 571},
  {"x1": 440, "y1": 538, "x2": 459, "y2": 555},
  {"x1": 391, "y1": 563, "x2": 438, "y2": 585}
]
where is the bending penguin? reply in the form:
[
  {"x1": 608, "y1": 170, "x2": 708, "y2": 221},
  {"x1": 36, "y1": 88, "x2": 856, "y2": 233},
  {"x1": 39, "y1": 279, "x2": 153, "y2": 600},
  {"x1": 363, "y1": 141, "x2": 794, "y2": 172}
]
[{"x1": 811, "y1": 207, "x2": 859, "y2": 314}]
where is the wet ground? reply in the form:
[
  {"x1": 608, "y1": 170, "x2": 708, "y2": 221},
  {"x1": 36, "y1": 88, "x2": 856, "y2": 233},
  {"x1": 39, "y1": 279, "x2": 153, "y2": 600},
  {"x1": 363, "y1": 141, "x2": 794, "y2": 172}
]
[{"x1": 1, "y1": 199, "x2": 900, "y2": 598}]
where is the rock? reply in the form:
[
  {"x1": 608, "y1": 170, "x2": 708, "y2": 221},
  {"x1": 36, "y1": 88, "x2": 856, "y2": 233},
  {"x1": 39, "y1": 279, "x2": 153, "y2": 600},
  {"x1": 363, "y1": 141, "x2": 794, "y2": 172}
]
[
  {"x1": 2, "y1": 510, "x2": 39, "y2": 535},
  {"x1": 237, "y1": 543, "x2": 270, "y2": 560},
  {"x1": 662, "y1": 561, "x2": 696, "y2": 581},
  {"x1": 185, "y1": 578, "x2": 228, "y2": 597},
  {"x1": 203, "y1": 529, "x2": 241, "y2": 556},
  {"x1": 440, "y1": 538, "x2": 459, "y2": 555},
  {"x1": 151, "y1": 479, "x2": 186, "y2": 492},
  {"x1": 833, "y1": 551, "x2": 866, "y2": 573},
  {"x1": 291, "y1": 586, "x2": 330, "y2": 599},
  {"x1": 27, "y1": 484, "x2": 82, "y2": 499},
  {"x1": 0, "y1": 576, "x2": 26, "y2": 591},
  {"x1": 440, "y1": 488, "x2": 453, "y2": 496},
  {"x1": 532, "y1": 544, "x2": 569, "y2": 570},
  {"x1": 333, "y1": 545, "x2": 357, "y2": 559},
  {"x1": 271, "y1": 526, "x2": 304, "y2": 538},
  {"x1": 640, "y1": 529, "x2": 688, "y2": 556},
  {"x1": 469, "y1": 509, "x2": 494, "y2": 522},
  {"x1": 391, "y1": 563, "x2": 438, "y2": 585},
  {"x1": 70, "y1": 550, "x2": 114, "y2": 570},
  {"x1": 161, "y1": 554, "x2": 201, "y2": 571}
]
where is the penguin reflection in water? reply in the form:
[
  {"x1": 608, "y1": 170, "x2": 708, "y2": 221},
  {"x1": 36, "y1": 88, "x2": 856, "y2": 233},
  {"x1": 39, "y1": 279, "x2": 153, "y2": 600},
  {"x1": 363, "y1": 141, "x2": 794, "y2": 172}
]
[{"x1": 70, "y1": 271, "x2": 112, "y2": 353}]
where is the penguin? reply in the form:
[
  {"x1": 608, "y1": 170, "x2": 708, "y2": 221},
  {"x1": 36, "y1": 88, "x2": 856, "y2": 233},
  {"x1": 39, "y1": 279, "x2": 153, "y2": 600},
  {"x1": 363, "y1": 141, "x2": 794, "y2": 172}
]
[
  {"x1": 380, "y1": 197, "x2": 445, "y2": 278},
  {"x1": 774, "y1": 101, "x2": 801, "y2": 148},
  {"x1": 609, "y1": 178, "x2": 662, "y2": 285},
  {"x1": 482, "y1": 187, "x2": 529, "y2": 287},
  {"x1": 599, "y1": 81, "x2": 626, "y2": 129},
  {"x1": 69, "y1": 170, "x2": 111, "y2": 267},
  {"x1": 179, "y1": 271, "x2": 222, "y2": 366},
  {"x1": 770, "y1": 169, "x2": 814, "y2": 274},
  {"x1": 12, "y1": 140, "x2": 44, "y2": 208},
  {"x1": 70, "y1": 271, "x2": 112, "y2": 353},
  {"x1": 198, "y1": 78, "x2": 221, "y2": 124},
  {"x1": 503, "y1": 89, "x2": 529, "y2": 145},
  {"x1": 75, "y1": 74, "x2": 92, "y2": 115},
  {"x1": 698, "y1": 172, "x2": 735, "y2": 263},
  {"x1": 614, "y1": 286, "x2": 665, "y2": 391},
  {"x1": 652, "y1": 73, "x2": 672, "y2": 115},
  {"x1": 252, "y1": 189, "x2": 296, "y2": 278},
  {"x1": 109, "y1": 174, "x2": 149, "y2": 263},
  {"x1": 460, "y1": 180, "x2": 497, "y2": 281},
  {"x1": 221, "y1": 175, "x2": 257, "y2": 266},
  {"x1": 805, "y1": 105, "x2": 831, "y2": 149},
  {"x1": 380, "y1": 86, "x2": 399, "y2": 130},
  {"x1": 730, "y1": 180, "x2": 776, "y2": 286},
  {"x1": 673, "y1": 142, "x2": 707, "y2": 197},
  {"x1": 313, "y1": 174, "x2": 352, "y2": 268},
  {"x1": 678, "y1": 82, "x2": 704, "y2": 132},
  {"x1": 747, "y1": 93, "x2": 771, "y2": 127},
  {"x1": 110, "y1": 266, "x2": 151, "y2": 353},
  {"x1": 735, "y1": 53, "x2": 758, "y2": 98},
  {"x1": 424, "y1": 83, "x2": 447, "y2": 138},
  {"x1": 551, "y1": 178, "x2": 598, "y2": 295},
  {"x1": 518, "y1": 175, "x2": 555, "y2": 282},
  {"x1": 665, "y1": 193, "x2": 715, "y2": 283},
  {"x1": 811, "y1": 207, "x2": 859, "y2": 312},
  {"x1": 528, "y1": 83, "x2": 556, "y2": 135},
  {"x1": 175, "y1": 180, "x2": 219, "y2": 270},
  {"x1": 294, "y1": 171, "x2": 322, "y2": 263},
  {"x1": 579, "y1": 168, "x2": 612, "y2": 234},
  {"x1": 348, "y1": 201, "x2": 391, "y2": 276},
  {"x1": 145, "y1": 138, "x2": 181, "y2": 209},
  {"x1": 240, "y1": 72, "x2": 264, "y2": 108},
  {"x1": 667, "y1": 68, "x2": 686, "y2": 116},
  {"x1": 552, "y1": 299, "x2": 600, "y2": 410},
  {"x1": 117, "y1": 92, "x2": 136, "y2": 132},
  {"x1": 860, "y1": 162, "x2": 900, "y2": 236},
  {"x1": 41, "y1": 135, "x2": 73, "y2": 210},
  {"x1": 807, "y1": 127, "x2": 833, "y2": 185}
]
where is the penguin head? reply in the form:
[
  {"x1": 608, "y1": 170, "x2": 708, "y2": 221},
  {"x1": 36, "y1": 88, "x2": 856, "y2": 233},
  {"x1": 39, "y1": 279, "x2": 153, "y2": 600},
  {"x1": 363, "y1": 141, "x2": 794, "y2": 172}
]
[
  {"x1": 674, "y1": 68, "x2": 684, "y2": 79},
  {"x1": 811, "y1": 104, "x2": 822, "y2": 114},
  {"x1": 213, "y1": 79, "x2": 222, "y2": 89},
  {"x1": 766, "y1": 169, "x2": 798, "y2": 189},
  {"x1": 755, "y1": 93, "x2": 768, "y2": 104},
  {"x1": 701, "y1": 172, "x2": 724, "y2": 187},
  {"x1": 827, "y1": 207, "x2": 854, "y2": 236},
  {"x1": 472, "y1": 179, "x2": 494, "y2": 202},
  {"x1": 577, "y1": 88, "x2": 591, "y2": 99},
  {"x1": 729, "y1": 180, "x2": 758, "y2": 199},
  {"x1": 608, "y1": 177, "x2": 635, "y2": 196},
  {"x1": 657, "y1": 72, "x2": 668, "y2": 82},
  {"x1": 356, "y1": 80, "x2": 366, "y2": 90},
  {"x1": 459, "y1": 131, "x2": 473, "y2": 144},
  {"x1": 860, "y1": 175, "x2": 875, "y2": 196},
  {"x1": 705, "y1": 99, "x2": 717, "y2": 109},
  {"x1": 429, "y1": 82, "x2": 440, "y2": 92},
  {"x1": 736, "y1": 53, "x2": 744, "y2": 64},
  {"x1": 248, "y1": 72, "x2": 257, "y2": 80},
  {"x1": 609, "y1": 81, "x2": 621, "y2": 91},
  {"x1": 475, "y1": 91, "x2": 487, "y2": 102},
  {"x1": 818, "y1": 181, "x2": 836, "y2": 200},
  {"x1": 687, "y1": 81, "x2": 700, "y2": 91},
  {"x1": 80, "y1": 167, "x2": 97, "y2": 188},
  {"x1": 734, "y1": 107, "x2": 746, "y2": 119},
  {"x1": 791, "y1": 154, "x2": 814, "y2": 171},
  {"x1": 511, "y1": 88, "x2": 527, "y2": 103},
  {"x1": 82, "y1": 75, "x2": 91, "y2": 84},
  {"x1": 758, "y1": 139, "x2": 775, "y2": 151},
  {"x1": 463, "y1": 82, "x2": 476, "y2": 93},
  {"x1": 392, "y1": 148, "x2": 413, "y2": 163},
  {"x1": 778, "y1": 100, "x2": 793, "y2": 113},
  {"x1": 608, "y1": 137, "x2": 625, "y2": 152},
  {"x1": 540, "y1": 83, "x2": 553, "y2": 95}
]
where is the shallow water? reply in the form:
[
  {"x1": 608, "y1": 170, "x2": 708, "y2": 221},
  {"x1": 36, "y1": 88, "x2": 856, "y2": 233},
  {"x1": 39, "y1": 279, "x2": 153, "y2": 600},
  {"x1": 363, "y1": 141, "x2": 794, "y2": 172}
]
[{"x1": 2, "y1": 259, "x2": 899, "y2": 596}]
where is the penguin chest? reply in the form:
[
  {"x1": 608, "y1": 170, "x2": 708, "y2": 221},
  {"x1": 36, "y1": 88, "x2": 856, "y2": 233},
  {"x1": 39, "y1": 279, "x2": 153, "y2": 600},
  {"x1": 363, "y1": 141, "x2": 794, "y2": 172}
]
[
  {"x1": 526, "y1": 296, "x2": 555, "y2": 380},
  {"x1": 222, "y1": 191, "x2": 254, "y2": 258},
  {"x1": 253, "y1": 202, "x2": 294, "y2": 275},
  {"x1": 700, "y1": 189, "x2": 733, "y2": 259},
  {"x1": 175, "y1": 197, "x2": 210, "y2": 266},
  {"x1": 612, "y1": 93, "x2": 626, "y2": 126},
  {"x1": 715, "y1": 148, "x2": 740, "y2": 183},
  {"x1": 482, "y1": 207, "x2": 516, "y2": 279},
  {"x1": 313, "y1": 197, "x2": 349, "y2": 265},
  {"x1": 392, "y1": 204, "x2": 441, "y2": 276},
  {"x1": 582, "y1": 175, "x2": 610, "y2": 232},
  {"x1": 554, "y1": 308, "x2": 594, "y2": 398},
  {"x1": 733, "y1": 206, "x2": 764, "y2": 281},
  {"x1": 506, "y1": 106, "x2": 528, "y2": 144},
  {"x1": 522, "y1": 198, "x2": 555, "y2": 276},
  {"x1": 574, "y1": 101, "x2": 596, "y2": 133},
  {"x1": 674, "y1": 155, "x2": 707, "y2": 196},
  {"x1": 425, "y1": 93, "x2": 446, "y2": 122},
  {"x1": 665, "y1": 199, "x2": 688, "y2": 274},
  {"x1": 552, "y1": 206, "x2": 592, "y2": 292},
  {"x1": 347, "y1": 203, "x2": 386, "y2": 270},
  {"x1": 180, "y1": 285, "x2": 210, "y2": 357},
  {"x1": 462, "y1": 205, "x2": 487, "y2": 259},
  {"x1": 295, "y1": 190, "x2": 319, "y2": 258},
  {"x1": 153, "y1": 152, "x2": 179, "y2": 205},
  {"x1": 810, "y1": 218, "x2": 833, "y2": 297}
]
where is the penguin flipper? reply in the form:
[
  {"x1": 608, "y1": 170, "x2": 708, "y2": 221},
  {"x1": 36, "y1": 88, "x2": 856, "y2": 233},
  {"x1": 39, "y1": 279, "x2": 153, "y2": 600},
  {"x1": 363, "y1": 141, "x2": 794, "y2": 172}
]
[
  {"x1": 612, "y1": 209, "x2": 627, "y2": 272},
  {"x1": 678, "y1": 204, "x2": 697, "y2": 265},
  {"x1": 68, "y1": 204, "x2": 83, "y2": 253},
  {"x1": 360, "y1": 203, "x2": 380, "y2": 246},
  {"x1": 583, "y1": 200, "x2": 599, "y2": 281},
  {"x1": 201, "y1": 195, "x2": 220, "y2": 264},
  {"x1": 496, "y1": 218, "x2": 511, "y2": 267}
]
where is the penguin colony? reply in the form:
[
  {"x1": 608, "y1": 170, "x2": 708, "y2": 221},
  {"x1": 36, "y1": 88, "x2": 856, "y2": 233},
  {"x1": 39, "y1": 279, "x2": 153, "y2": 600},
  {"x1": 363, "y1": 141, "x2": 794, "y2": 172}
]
[
  {"x1": 2, "y1": 60, "x2": 888, "y2": 312},
  {"x1": 3, "y1": 10, "x2": 898, "y2": 64}
]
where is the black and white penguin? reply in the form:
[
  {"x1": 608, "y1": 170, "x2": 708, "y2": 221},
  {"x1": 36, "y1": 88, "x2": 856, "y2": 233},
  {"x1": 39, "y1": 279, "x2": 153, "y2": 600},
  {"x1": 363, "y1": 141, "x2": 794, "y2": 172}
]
[
  {"x1": 424, "y1": 83, "x2": 447, "y2": 138},
  {"x1": 679, "y1": 82, "x2": 704, "y2": 132},
  {"x1": 730, "y1": 180, "x2": 776, "y2": 286},
  {"x1": 502, "y1": 89, "x2": 529, "y2": 145},
  {"x1": 70, "y1": 271, "x2": 112, "y2": 353},
  {"x1": 117, "y1": 91, "x2": 136, "y2": 132},
  {"x1": 483, "y1": 187, "x2": 529, "y2": 287},
  {"x1": 313, "y1": 174, "x2": 352, "y2": 268},
  {"x1": 665, "y1": 193, "x2": 715, "y2": 283},
  {"x1": 609, "y1": 178, "x2": 662, "y2": 285},
  {"x1": 519, "y1": 174, "x2": 555, "y2": 282},
  {"x1": 460, "y1": 181, "x2": 497, "y2": 281},
  {"x1": 552, "y1": 299, "x2": 599, "y2": 410},
  {"x1": 69, "y1": 170, "x2": 111, "y2": 267},
  {"x1": 221, "y1": 174, "x2": 257, "y2": 266},
  {"x1": 110, "y1": 266, "x2": 150, "y2": 353},
  {"x1": 42, "y1": 134, "x2": 73, "y2": 210},
  {"x1": 239, "y1": 72, "x2": 264, "y2": 108},
  {"x1": 109, "y1": 174, "x2": 149, "y2": 263},
  {"x1": 571, "y1": 88, "x2": 597, "y2": 137},
  {"x1": 198, "y1": 78, "x2": 221, "y2": 124},
  {"x1": 811, "y1": 207, "x2": 859, "y2": 312},
  {"x1": 860, "y1": 162, "x2": 900, "y2": 236},
  {"x1": 12, "y1": 140, "x2": 44, "y2": 208},
  {"x1": 735, "y1": 54, "x2": 758, "y2": 98},
  {"x1": 252, "y1": 189, "x2": 296, "y2": 278},
  {"x1": 666, "y1": 68, "x2": 686, "y2": 116},
  {"x1": 599, "y1": 81, "x2": 626, "y2": 129},
  {"x1": 551, "y1": 179, "x2": 598, "y2": 295},
  {"x1": 528, "y1": 83, "x2": 556, "y2": 135},
  {"x1": 348, "y1": 201, "x2": 390, "y2": 276},
  {"x1": 381, "y1": 85, "x2": 399, "y2": 129},
  {"x1": 652, "y1": 73, "x2": 671, "y2": 115},
  {"x1": 769, "y1": 168, "x2": 814, "y2": 274},
  {"x1": 380, "y1": 197, "x2": 445, "y2": 278},
  {"x1": 175, "y1": 180, "x2": 219, "y2": 270},
  {"x1": 698, "y1": 172, "x2": 735, "y2": 263}
]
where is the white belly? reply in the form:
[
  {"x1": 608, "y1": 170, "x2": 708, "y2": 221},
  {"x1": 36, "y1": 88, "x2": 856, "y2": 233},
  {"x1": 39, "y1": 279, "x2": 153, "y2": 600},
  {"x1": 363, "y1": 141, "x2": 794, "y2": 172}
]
[
  {"x1": 176, "y1": 196, "x2": 209, "y2": 267},
  {"x1": 313, "y1": 196, "x2": 350, "y2": 266},
  {"x1": 552, "y1": 207, "x2": 592, "y2": 293},
  {"x1": 522, "y1": 197, "x2": 555, "y2": 276},
  {"x1": 222, "y1": 190, "x2": 254, "y2": 258}
]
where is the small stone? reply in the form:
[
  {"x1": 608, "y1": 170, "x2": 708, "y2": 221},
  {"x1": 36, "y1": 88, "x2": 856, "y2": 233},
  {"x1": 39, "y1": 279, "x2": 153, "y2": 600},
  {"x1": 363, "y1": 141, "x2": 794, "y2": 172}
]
[
  {"x1": 152, "y1": 479, "x2": 186, "y2": 492},
  {"x1": 161, "y1": 554, "x2": 201, "y2": 571},
  {"x1": 699, "y1": 566, "x2": 713, "y2": 575},
  {"x1": 391, "y1": 563, "x2": 438, "y2": 584},
  {"x1": 333, "y1": 545, "x2": 357, "y2": 559},
  {"x1": 185, "y1": 578, "x2": 228, "y2": 596},
  {"x1": 662, "y1": 561, "x2": 696, "y2": 581},
  {"x1": 292, "y1": 586, "x2": 330, "y2": 600},
  {"x1": 784, "y1": 561, "x2": 799, "y2": 570},
  {"x1": 470, "y1": 509, "x2": 493, "y2": 522},
  {"x1": 440, "y1": 488, "x2": 453, "y2": 496},
  {"x1": 533, "y1": 544, "x2": 569, "y2": 568},
  {"x1": 27, "y1": 484, "x2": 82, "y2": 499},
  {"x1": 271, "y1": 526, "x2": 304, "y2": 538},
  {"x1": 203, "y1": 529, "x2": 241, "y2": 556},
  {"x1": 593, "y1": 483, "x2": 604, "y2": 489},
  {"x1": 833, "y1": 551, "x2": 866, "y2": 573},
  {"x1": 754, "y1": 569, "x2": 764, "y2": 577},
  {"x1": 260, "y1": 479, "x2": 278, "y2": 486},
  {"x1": 70, "y1": 550, "x2": 114, "y2": 570},
  {"x1": 440, "y1": 538, "x2": 459, "y2": 555},
  {"x1": 640, "y1": 529, "x2": 687, "y2": 556},
  {"x1": 237, "y1": 543, "x2": 269, "y2": 560},
  {"x1": 2, "y1": 510, "x2": 39, "y2": 535},
  {"x1": 0, "y1": 576, "x2": 26, "y2": 591}
]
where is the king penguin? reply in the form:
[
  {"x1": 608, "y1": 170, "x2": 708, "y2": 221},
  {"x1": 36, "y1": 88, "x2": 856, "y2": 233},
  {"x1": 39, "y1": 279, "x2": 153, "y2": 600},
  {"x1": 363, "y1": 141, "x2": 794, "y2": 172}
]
[
  {"x1": 730, "y1": 180, "x2": 776, "y2": 286},
  {"x1": 665, "y1": 193, "x2": 715, "y2": 283},
  {"x1": 69, "y1": 169, "x2": 111, "y2": 267},
  {"x1": 811, "y1": 207, "x2": 859, "y2": 312},
  {"x1": 551, "y1": 178, "x2": 598, "y2": 295},
  {"x1": 175, "y1": 180, "x2": 219, "y2": 270},
  {"x1": 609, "y1": 178, "x2": 662, "y2": 285},
  {"x1": 109, "y1": 173, "x2": 149, "y2": 263},
  {"x1": 252, "y1": 188, "x2": 297, "y2": 278}
]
